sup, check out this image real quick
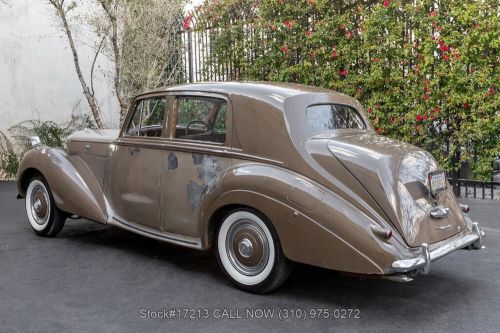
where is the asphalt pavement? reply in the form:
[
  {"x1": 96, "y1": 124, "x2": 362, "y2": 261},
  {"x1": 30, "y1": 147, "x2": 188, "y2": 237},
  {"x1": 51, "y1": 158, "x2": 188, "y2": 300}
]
[{"x1": 0, "y1": 181, "x2": 499, "y2": 332}]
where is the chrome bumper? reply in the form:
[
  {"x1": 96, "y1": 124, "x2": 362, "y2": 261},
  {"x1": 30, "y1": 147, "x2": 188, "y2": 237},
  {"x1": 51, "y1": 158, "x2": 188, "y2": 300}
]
[{"x1": 392, "y1": 222, "x2": 485, "y2": 274}]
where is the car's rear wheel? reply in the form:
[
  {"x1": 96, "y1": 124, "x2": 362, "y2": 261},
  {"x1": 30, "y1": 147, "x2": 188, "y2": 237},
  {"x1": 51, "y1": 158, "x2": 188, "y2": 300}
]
[
  {"x1": 25, "y1": 176, "x2": 66, "y2": 237},
  {"x1": 215, "y1": 209, "x2": 292, "y2": 293}
]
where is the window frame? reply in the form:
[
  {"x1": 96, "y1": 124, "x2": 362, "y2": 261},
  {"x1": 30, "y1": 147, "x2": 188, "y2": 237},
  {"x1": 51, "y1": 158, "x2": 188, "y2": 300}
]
[
  {"x1": 170, "y1": 93, "x2": 230, "y2": 146},
  {"x1": 121, "y1": 93, "x2": 170, "y2": 140}
]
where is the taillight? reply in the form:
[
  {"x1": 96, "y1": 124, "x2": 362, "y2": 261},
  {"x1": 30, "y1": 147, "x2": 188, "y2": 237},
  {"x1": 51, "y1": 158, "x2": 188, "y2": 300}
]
[{"x1": 371, "y1": 225, "x2": 393, "y2": 240}]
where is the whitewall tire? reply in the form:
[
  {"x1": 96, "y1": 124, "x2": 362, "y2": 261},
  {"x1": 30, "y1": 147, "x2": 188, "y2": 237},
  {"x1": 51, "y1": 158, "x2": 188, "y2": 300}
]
[
  {"x1": 25, "y1": 176, "x2": 66, "y2": 237},
  {"x1": 216, "y1": 209, "x2": 292, "y2": 293}
]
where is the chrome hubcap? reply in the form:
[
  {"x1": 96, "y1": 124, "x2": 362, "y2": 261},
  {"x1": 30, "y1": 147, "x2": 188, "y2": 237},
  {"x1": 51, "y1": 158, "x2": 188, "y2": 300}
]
[
  {"x1": 238, "y1": 238, "x2": 253, "y2": 258},
  {"x1": 226, "y1": 219, "x2": 269, "y2": 276},
  {"x1": 30, "y1": 185, "x2": 50, "y2": 225}
]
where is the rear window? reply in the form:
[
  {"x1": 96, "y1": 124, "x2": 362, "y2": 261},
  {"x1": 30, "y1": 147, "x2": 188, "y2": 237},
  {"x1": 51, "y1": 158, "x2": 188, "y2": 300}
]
[{"x1": 306, "y1": 104, "x2": 366, "y2": 132}]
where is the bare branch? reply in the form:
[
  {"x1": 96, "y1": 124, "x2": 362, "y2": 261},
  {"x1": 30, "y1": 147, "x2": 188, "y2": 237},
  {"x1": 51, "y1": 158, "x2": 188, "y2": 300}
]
[
  {"x1": 91, "y1": 34, "x2": 106, "y2": 96},
  {"x1": 48, "y1": 0, "x2": 105, "y2": 128}
]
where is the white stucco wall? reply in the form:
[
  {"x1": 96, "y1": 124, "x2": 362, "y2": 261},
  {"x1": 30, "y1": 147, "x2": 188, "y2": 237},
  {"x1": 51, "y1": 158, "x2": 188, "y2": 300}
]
[{"x1": 0, "y1": 0, "x2": 120, "y2": 131}]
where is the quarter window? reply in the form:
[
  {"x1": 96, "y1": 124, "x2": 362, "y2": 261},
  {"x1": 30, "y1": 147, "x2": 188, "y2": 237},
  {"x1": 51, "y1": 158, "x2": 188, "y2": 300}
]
[
  {"x1": 125, "y1": 97, "x2": 166, "y2": 137},
  {"x1": 175, "y1": 97, "x2": 227, "y2": 144}
]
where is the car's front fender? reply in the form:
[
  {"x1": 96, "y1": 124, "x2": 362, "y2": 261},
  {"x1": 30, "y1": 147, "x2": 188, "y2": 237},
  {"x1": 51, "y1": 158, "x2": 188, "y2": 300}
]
[{"x1": 17, "y1": 147, "x2": 109, "y2": 224}]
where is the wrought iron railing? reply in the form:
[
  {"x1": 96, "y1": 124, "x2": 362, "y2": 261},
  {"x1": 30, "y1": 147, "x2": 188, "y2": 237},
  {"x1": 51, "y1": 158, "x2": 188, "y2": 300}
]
[{"x1": 448, "y1": 178, "x2": 500, "y2": 200}]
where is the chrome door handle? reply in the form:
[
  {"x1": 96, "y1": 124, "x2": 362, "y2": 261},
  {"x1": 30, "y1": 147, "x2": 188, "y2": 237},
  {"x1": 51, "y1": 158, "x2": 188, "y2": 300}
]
[{"x1": 84, "y1": 144, "x2": 92, "y2": 149}]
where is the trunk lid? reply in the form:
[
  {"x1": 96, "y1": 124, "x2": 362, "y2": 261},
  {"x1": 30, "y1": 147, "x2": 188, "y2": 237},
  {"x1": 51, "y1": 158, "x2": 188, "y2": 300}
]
[{"x1": 325, "y1": 131, "x2": 467, "y2": 247}]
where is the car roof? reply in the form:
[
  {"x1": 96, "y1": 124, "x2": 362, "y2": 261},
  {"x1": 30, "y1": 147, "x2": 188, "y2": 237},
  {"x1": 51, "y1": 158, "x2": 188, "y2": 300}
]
[{"x1": 140, "y1": 81, "x2": 336, "y2": 108}]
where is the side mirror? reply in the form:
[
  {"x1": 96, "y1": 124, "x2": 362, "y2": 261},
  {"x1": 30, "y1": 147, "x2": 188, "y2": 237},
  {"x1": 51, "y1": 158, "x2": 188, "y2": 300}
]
[{"x1": 29, "y1": 136, "x2": 41, "y2": 147}]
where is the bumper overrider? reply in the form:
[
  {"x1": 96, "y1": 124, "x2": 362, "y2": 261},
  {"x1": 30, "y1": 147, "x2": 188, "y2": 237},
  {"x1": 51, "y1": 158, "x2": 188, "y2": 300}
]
[{"x1": 391, "y1": 222, "x2": 485, "y2": 276}]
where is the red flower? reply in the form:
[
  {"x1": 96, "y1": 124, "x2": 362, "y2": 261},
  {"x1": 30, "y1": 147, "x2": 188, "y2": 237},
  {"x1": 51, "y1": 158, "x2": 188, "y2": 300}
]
[
  {"x1": 489, "y1": 87, "x2": 495, "y2": 95},
  {"x1": 339, "y1": 69, "x2": 348, "y2": 76},
  {"x1": 376, "y1": 128, "x2": 382, "y2": 134},
  {"x1": 305, "y1": 30, "x2": 313, "y2": 37},
  {"x1": 442, "y1": 53, "x2": 449, "y2": 61},
  {"x1": 367, "y1": 107, "x2": 373, "y2": 113},
  {"x1": 455, "y1": 52, "x2": 461, "y2": 59},
  {"x1": 416, "y1": 114, "x2": 423, "y2": 122},
  {"x1": 280, "y1": 46, "x2": 288, "y2": 54},
  {"x1": 423, "y1": 95, "x2": 430, "y2": 100},
  {"x1": 423, "y1": 114, "x2": 428, "y2": 120},
  {"x1": 415, "y1": 125, "x2": 420, "y2": 131},
  {"x1": 463, "y1": 102, "x2": 469, "y2": 109},
  {"x1": 307, "y1": 0, "x2": 314, "y2": 4},
  {"x1": 429, "y1": 10, "x2": 438, "y2": 17},
  {"x1": 391, "y1": 116, "x2": 397, "y2": 124},
  {"x1": 331, "y1": 49, "x2": 338, "y2": 59},
  {"x1": 440, "y1": 44, "x2": 449, "y2": 52},
  {"x1": 182, "y1": 15, "x2": 192, "y2": 30},
  {"x1": 346, "y1": 31, "x2": 353, "y2": 38},
  {"x1": 433, "y1": 107, "x2": 441, "y2": 113},
  {"x1": 383, "y1": 0, "x2": 392, "y2": 8},
  {"x1": 284, "y1": 20, "x2": 292, "y2": 29}
]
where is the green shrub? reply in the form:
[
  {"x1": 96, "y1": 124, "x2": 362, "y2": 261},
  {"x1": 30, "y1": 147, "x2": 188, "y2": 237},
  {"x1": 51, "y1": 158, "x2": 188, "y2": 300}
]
[
  {"x1": 195, "y1": 0, "x2": 499, "y2": 180},
  {"x1": 0, "y1": 114, "x2": 96, "y2": 179}
]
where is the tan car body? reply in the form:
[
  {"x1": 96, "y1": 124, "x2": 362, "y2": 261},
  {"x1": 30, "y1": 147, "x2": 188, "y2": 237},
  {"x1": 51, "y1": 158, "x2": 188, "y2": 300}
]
[{"x1": 16, "y1": 82, "x2": 484, "y2": 279}]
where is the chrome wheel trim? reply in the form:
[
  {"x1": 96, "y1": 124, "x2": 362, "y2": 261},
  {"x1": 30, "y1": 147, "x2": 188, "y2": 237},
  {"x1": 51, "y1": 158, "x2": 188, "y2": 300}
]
[
  {"x1": 26, "y1": 180, "x2": 51, "y2": 231},
  {"x1": 218, "y1": 211, "x2": 275, "y2": 286}
]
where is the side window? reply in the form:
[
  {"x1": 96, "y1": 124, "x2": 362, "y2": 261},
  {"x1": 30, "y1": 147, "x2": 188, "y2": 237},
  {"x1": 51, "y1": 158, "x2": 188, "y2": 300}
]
[
  {"x1": 126, "y1": 101, "x2": 143, "y2": 136},
  {"x1": 125, "y1": 97, "x2": 166, "y2": 137},
  {"x1": 175, "y1": 97, "x2": 227, "y2": 144},
  {"x1": 214, "y1": 103, "x2": 227, "y2": 134}
]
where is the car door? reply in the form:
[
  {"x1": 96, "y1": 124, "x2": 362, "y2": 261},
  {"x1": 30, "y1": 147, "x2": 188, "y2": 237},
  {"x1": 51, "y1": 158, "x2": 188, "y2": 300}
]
[
  {"x1": 161, "y1": 93, "x2": 232, "y2": 238},
  {"x1": 108, "y1": 95, "x2": 168, "y2": 230}
]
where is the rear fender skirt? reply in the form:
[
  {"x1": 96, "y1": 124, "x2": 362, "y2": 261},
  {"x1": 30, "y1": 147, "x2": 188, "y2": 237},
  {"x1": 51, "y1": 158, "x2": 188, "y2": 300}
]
[{"x1": 17, "y1": 147, "x2": 109, "y2": 224}]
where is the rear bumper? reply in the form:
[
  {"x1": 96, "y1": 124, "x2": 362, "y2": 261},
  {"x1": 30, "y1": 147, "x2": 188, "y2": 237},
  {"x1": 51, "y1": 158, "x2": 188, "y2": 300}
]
[{"x1": 391, "y1": 222, "x2": 485, "y2": 274}]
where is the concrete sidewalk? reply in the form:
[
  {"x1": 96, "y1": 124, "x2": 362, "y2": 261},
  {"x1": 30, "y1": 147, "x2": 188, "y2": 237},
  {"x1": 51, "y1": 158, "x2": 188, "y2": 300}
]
[{"x1": 0, "y1": 181, "x2": 499, "y2": 332}]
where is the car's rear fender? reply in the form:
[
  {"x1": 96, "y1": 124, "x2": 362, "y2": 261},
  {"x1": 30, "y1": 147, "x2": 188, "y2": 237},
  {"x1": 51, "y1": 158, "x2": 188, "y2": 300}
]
[
  {"x1": 17, "y1": 147, "x2": 109, "y2": 224},
  {"x1": 203, "y1": 163, "x2": 406, "y2": 274}
]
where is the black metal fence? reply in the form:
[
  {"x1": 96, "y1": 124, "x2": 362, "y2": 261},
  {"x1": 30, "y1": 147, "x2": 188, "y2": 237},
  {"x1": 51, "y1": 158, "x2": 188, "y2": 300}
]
[
  {"x1": 176, "y1": 12, "x2": 244, "y2": 84},
  {"x1": 449, "y1": 178, "x2": 500, "y2": 200},
  {"x1": 174, "y1": 16, "x2": 499, "y2": 201}
]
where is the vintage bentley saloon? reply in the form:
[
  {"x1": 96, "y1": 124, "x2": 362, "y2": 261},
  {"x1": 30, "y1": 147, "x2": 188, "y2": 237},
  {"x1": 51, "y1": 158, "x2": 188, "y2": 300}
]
[{"x1": 16, "y1": 82, "x2": 484, "y2": 293}]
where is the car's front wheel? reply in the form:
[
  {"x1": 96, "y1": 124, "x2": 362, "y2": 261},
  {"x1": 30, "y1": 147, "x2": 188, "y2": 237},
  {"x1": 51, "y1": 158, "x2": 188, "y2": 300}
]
[
  {"x1": 25, "y1": 176, "x2": 66, "y2": 237},
  {"x1": 216, "y1": 209, "x2": 292, "y2": 293}
]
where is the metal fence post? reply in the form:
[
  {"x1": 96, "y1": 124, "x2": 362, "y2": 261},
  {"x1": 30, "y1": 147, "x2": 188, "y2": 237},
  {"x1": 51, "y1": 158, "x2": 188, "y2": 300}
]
[{"x1": 187, "y1": 30, "x2": 194, "y2": 83}]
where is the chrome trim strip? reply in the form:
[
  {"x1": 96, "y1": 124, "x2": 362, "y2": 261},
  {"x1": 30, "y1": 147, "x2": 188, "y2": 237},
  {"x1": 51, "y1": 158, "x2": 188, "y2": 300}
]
[
  {"x1": 110, "y1": 216, "x2": 202, "y2": 250},
  {"x1": 114, "y1": 139, "x2": 285, "y2": 166},
  {"x1": 392, "y1": 222, "x2": 485, "y2": 274}
]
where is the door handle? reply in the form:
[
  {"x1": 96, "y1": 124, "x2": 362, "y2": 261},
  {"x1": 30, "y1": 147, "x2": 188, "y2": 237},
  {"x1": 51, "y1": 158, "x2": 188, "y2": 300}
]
[
  {"x1": 128, "y1": 146, "x2": 140, "y2": 156},
  {"x1": 84, "y1": 144, "x2": 92, "y2": 149}
]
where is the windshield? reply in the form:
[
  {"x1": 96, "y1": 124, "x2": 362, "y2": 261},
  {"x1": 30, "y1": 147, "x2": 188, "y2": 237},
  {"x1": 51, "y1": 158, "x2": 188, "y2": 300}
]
[{"x1": 306, "y1": 104, "x2": 366, "y2": 133}]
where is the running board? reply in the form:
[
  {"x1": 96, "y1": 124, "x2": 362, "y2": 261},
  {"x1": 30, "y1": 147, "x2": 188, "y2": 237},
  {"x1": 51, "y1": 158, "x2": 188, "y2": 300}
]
[{"x1": 110, "y1": 216, "x2": 202, "y2": 250}]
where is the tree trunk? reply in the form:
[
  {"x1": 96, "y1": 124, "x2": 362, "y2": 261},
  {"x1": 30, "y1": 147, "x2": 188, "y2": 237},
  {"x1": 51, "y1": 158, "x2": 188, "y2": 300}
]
[
  {"x1": 110, "y1": 15, "x2": 128, "y2": 124},
  {"x1": 98, "y1": 0, "x2": 128, "y2": 124},
  {"x1": 53, "y1": 1, "x2": 105, "y2": 129}
]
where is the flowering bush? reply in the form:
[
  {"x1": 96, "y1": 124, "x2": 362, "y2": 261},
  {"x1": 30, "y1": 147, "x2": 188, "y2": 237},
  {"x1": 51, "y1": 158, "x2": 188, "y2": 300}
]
[{"x1": 195, "y1": 0, "x2": 499, "y2": 180}]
